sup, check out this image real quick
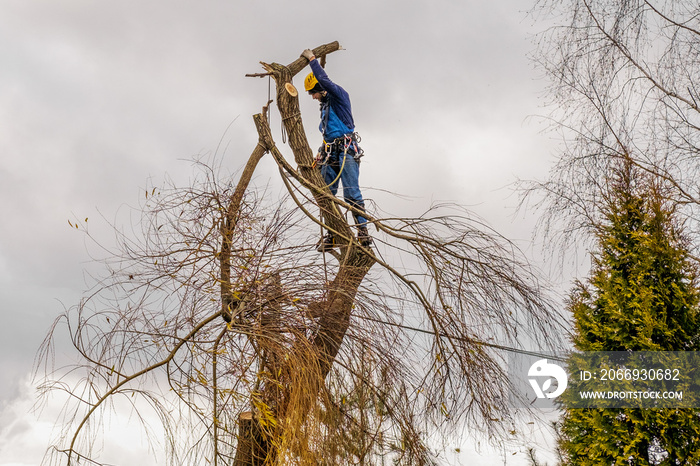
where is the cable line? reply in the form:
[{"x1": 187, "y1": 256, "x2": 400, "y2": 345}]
[{"x1": 358, "y1": 315, "x2": 568, "y2": 363}]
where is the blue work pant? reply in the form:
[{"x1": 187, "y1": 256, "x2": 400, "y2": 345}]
[{"x1": 319, "y1": 152, "x2": 368, "y2": 226}]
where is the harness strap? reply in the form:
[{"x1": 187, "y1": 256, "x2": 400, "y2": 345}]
[{"x1": 314, "y1": 132, "x2": 364, "y2": 168}]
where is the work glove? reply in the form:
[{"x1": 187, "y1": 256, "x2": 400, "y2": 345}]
[{"x1": 301, "y1": 49, "x2": 315, "y2": 61}]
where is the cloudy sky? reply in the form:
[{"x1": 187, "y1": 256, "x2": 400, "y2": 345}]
[{"x1": 0, "y1": 1, "x2": 564, "y2": 465}]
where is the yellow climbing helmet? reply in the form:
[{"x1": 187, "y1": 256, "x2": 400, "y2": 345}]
[{"x1": 304, "y1": 72, "x2": 319, "y2": 92}]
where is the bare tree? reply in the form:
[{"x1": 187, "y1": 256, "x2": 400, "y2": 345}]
[
  {"x1": 39, "y1": 42, "x2": 561, "y2": 466},
  {"x1": 526, "y1": 0, "x2": 700, "y2": 254}
]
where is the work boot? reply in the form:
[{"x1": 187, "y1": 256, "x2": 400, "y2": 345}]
[
  {"x1": 357, "y1": 226, "x2": 372, "y2": 248},
  {"x1": 315, "y1": 232, "x2": 335, "y2": 252}
]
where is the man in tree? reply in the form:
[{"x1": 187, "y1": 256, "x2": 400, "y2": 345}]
[
  {"x1": 41, "y1": 42, "x2": 563, "y2": 466},
  {"x1": 301, "y1": 48, "x2": 372, "y2": 252}
]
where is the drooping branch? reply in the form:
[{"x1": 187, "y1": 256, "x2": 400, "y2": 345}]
[{"x1": 66, "y1": 309, "x2": 225, "y2": 465}]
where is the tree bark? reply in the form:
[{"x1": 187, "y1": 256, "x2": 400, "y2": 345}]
[{"x1": 232, "y1": 412, "x2": 270, "y2": 466}]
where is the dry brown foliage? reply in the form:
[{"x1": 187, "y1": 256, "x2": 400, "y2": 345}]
[{"x1": 38, "y1": 43, "x2": 563, "y2": 466}]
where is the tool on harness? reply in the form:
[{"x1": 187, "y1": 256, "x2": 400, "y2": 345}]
[
  {"x1": 315, "y1": 133, "x2": 364, "y2": 165},
  {"x1": 312, "y1": 133, "x2": 365, "y2": 192}
]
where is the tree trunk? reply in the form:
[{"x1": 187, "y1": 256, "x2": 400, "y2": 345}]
[
  {"x1": 232, "y1": 412, "x2": 270, "y2": 466},
  {"x1": 229, "y1": 42, "x2": 375, "y2": 465}
]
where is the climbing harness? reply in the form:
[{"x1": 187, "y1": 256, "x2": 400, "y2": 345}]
[
  {"x1": 314, "y1": 132, "x2": 364, "y2": 167},
  {"x1": 312, "y1": 132, "x2": 365, "y2": 192},
  {"x1": 351, "y1": 132, "x2": 364, "y2": 163}
]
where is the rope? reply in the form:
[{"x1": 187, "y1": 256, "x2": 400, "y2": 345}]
[
  {"x1": 321, "y1": 134, "x2": 353, "y2": 188},
  {"x1": 327, "y1": 149, "x2": 348, "y2": 188},
  {"x1": 281, "y1": 116, "x2": 287, "y2": 144},
  {"x1": 266, "y1": 75, "x2": 271, "y2": 125},
  {"x1": 321, "y1": 211, "x2": 329, "y2": 285}
]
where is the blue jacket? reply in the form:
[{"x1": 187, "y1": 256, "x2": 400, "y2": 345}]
[{"x1": 309, "y1": 59, "x2": 355, "y2": 141}]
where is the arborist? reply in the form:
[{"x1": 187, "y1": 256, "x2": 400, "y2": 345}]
[{"x1": 301, "y1": 48, "x2": 372, "y2": 252}]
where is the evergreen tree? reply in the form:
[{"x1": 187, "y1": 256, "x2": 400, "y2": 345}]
[{"x1": 558, "y1": 164, "x2": 700, "y2": 465}]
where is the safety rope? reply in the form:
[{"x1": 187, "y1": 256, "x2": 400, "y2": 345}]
[
  {"x1": 266, "y1": 75, "x2": 271, "y2": 123},
  {"x1": 319, "y1": 133, "x2": 355, "y2": 188},
  {"x1": 321, "y1": 213, "x2": 329, "y2": 285},
  {"x1": 318, "y1": 138, "x2": 351, "y2": 287},
  {"x1": 328, "y1": 148, "x2": 348, "y2": 187}
]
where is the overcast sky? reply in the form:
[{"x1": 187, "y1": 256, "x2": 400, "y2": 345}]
[{"x1": 0, "y1": 1, "x2": 563, "y2": 465}]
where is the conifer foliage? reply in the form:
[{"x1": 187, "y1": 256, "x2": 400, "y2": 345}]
[{"x1": 558, "y1": 164, "x2": 700, "y2": 464}]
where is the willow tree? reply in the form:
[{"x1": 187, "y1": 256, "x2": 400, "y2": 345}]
[{"x1": 39, "y1": 43, "x2": 561, "y2": 466}]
